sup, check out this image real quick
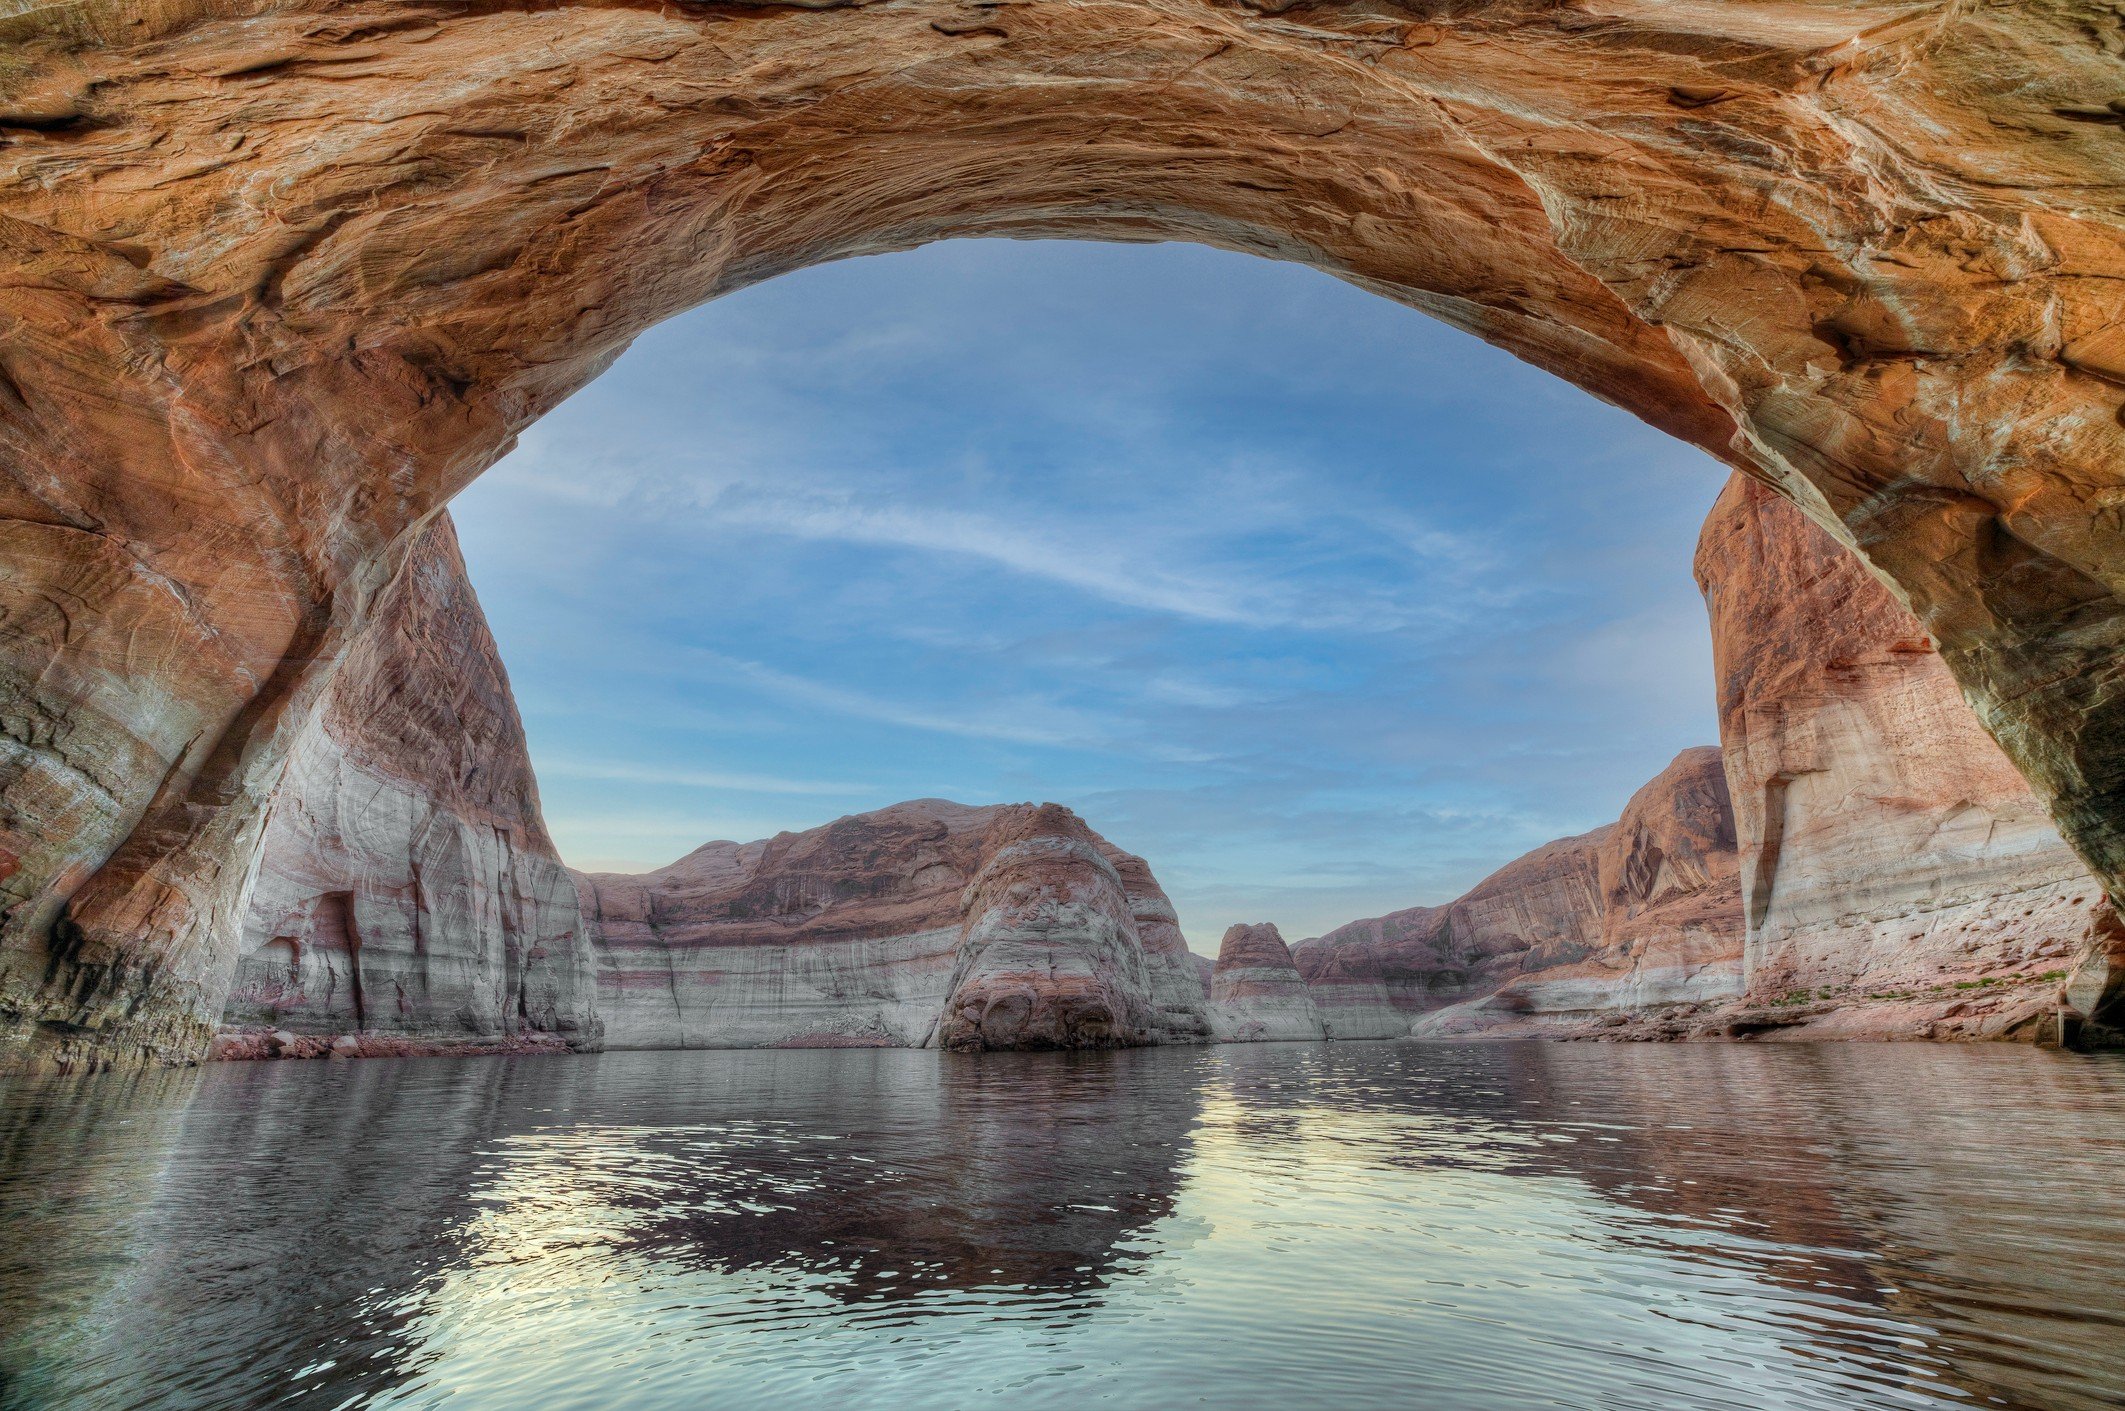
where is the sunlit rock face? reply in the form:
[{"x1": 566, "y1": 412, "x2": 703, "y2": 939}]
[
  {"x1": 2, "y1": 0, "x2": 2123, "y2": 1071},
  {"x1": 218, "y1": 518, "x2": 599, "y2": 1058},
  {"x1": 1209, "y1": 923, "x2": 1325, "y2": 1043},
  {"x1": 577, "y1": 800, "x2": 1205, "y2": 1051},
  {"x1": 1306, "y1": 749, "x2": 1743, "y2": 1038},
  {"x1": 1695, "y1": 474, "x2": 2110, "y2": 1037}
]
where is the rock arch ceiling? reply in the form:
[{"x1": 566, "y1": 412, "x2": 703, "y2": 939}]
[{"x1": 0, "y1": 0, "x2": 2121, "y2": 1069}]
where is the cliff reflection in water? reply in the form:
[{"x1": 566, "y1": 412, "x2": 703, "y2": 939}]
[{"x1": 2, "y1": 1043, "x2": 2122, "y2": 1411}]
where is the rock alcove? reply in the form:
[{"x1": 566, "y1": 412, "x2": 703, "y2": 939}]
[{"x1": 2, "y1": 0, "x2": 2122, "y2": 1070}]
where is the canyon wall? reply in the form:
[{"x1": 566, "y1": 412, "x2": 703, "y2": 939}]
[
  {"x1": 1458, "y1": 746, "x2": 1747, "y2": 1032},
  {"x1": 1305, "y1": 476, "x2": 2116, "y2": 1044},
  {"x1": 1208, "y1": 923, "x2": 1324, "y2": 1043},
  {"x1": 216, "y1": 518, "x2": 599, "y2": 1059},
  {"x1": 1295, "y1": 830, "x2": 1609, "y2": 1040},
  {"x1": 1300, "y1": 749, "x2": 1743, "y2": 1040},
  {"x1": 576, "y1": 800, "x2": 1210, "y2": 1052},
  {"x1": 201, "y1": 525, "x2": 1203, "y2": 1058},
  {"x1": 1694, "y1": 474, "x2": 2109, "y2": 1039}
]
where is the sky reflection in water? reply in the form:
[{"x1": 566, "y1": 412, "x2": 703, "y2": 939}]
[{"x1": 3, "y1": 1042, "x2": 2123, "y2": 1411}]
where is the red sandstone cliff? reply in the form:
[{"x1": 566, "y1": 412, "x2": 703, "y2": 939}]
[
  {"x1": 1296, "y1": 830, "x2": 1608, "y2": 1038},
  {"x1": 575, "y1": 800, "x2": 1210, "y2": 1051},
  {"x1": 218, "y1": 517, "x2": 599, "y2": 1058},
  {"x1": 1693, "y1": 474, "x2": 2109, "y2": 1039},
  {"x1": 1301, "y1": 748, "x2": 1743, "y2": 1039},
  {"x1": 2, "y1": 0, "x2": 2122, "y2": 1077},
  {"x1": 1310, "y1": 475, "x2": 2116, "y2": 1044}
]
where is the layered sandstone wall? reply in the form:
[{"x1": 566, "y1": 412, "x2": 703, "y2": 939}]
[
  {"x1": 1208, "y1": 923, "x2": 1324, "y2": 1043},
  {"x1": 936, "y1": 804, "x2": 1170, "y2": 1051},
  {"x1": 1693, "y1": 474, "x2": 2109, "y2": 1037},
  {"x1": 218, "y1": 518, "x2": 600, "y2": 1057},
  {"x1": 1316, "y1": 475, "x2": 2114, "y2": 1045},
  {"x1": 576, "y1": 800, "x2": 1210, "y2": 1052},
  {"x1": 1102, "y1": 845, "x2": 1215, "y2": 1044},
  {"x1": 1304, "y1": 749, "x2": 1743, "y2": 1040},
  {"x1": 1295, "y1": 828, "x2": 1611, "y2": 1039}
]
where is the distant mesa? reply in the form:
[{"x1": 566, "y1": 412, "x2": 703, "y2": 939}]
[{"x1": 579, "y1": 797, "x2": 1209, "y2": 1053}]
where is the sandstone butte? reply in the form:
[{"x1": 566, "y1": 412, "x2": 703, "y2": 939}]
[
  {"x1": 1208, "y1": 922, "x2": 1325, "y2": 1042},
  {"x1": 1, "y1": 2, "x2": 2124, "y2": 1071},
  {"x1": 577, "y1": 798, "x2": 1212, "y2": 1053}
]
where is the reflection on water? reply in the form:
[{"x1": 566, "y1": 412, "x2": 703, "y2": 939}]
[{"x1": 3, "y1": 1043, "x2": 2122, "y2": 1410}]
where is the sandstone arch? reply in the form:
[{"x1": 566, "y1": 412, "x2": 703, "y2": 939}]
[{"x1": 2, "y1": 0, "x2": 2122, "y2": 1070}]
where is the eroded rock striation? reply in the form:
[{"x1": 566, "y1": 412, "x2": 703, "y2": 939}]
[
  {"x1": 936, "y1": 804, "x2": 1169, "y2": 1051},
  {"x1": 1209, "y1": 923, "x2": 1324, "y2": 1042},
  {"x1": 1296, "y1": 831, "x2": 1608, "y2": 1039},
  {"x1": 1303, "y1": 749, "x2": 1743, "y2": 1039},
  {"x1": 576, "y1": 800, "x2": 1208, "y2": 1051},
  {"x1": 1695, "y1": 475, "x2": 2111, "y2": 1040},
  {"x1": 1313, "y1": 474, "x2": 2121, "y2": 1044},
  {"x1": 1100, "y1": 845, "x2": 1215, "y2": 1045},
  {"x1": 2, "y1": 0, "x2": 2123, "y2": 1070},
  {"x1": 217, "y1": 517, "x2": 599, "y2": 1058}
]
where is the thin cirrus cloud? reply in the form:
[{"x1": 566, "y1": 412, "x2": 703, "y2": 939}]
[
  {"x1": 705, "y1": 493, "x2": 1289, "y2": 627},
  {"x1": 503, "y1": 443, "x2": 1500, "y2": 634},
  {"x1": 536, "y1": 757, "x2": 866, "y2": 797},
  {"x1": 453, "y1": 237, "x2": 1727, "y2": 946},
  {"x1": 696, "y1": 490, "x2": 1504, "y2": 635},
  {"x1": 677, "y1": 648, "x2": 1118, "y2": 750}
]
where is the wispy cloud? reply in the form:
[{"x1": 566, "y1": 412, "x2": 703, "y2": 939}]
[
  {"x1": 537, "y1": 757, "x2": 867, "y2": 796},
  {"x1": 682, "y1": 649, "x2": 1116, "y2": 749},
  {"x1": 500, "y1": 432, "x2": 1502, "y2": 637},
  {"x1": 710, "y1": 493, "x2": 1282, "y2": 626}
]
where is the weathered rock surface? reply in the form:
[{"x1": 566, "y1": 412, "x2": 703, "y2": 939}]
[
  {"x1": 1296, "y1": 829, "x2": 1610, "y2": 1039},
  {"x1": 1372, "y1": 476, "x2": 2114, "y2": 1045},
  {"x1": 2, "y1": 0, "x2": 2123, "y2": 1070},
  {"x1": 1301, "y1": 749, "x2": 1743, "y2": 1038},
  {"x1": 216, "y1": 517, "x2": 599, "y2": 1058},
  {"x1": 1209, "y1": 923, "x2": 1324, "y2": 1042},
  {"x1": 575, "y1": 799, "x2": 1207, "y2": 1051},
  {"x1": 1100, "y1": 845, "x2": 1215, "y2": 1044},
  {"x1": 1693, "y1": 474, "x2": 2111, "y2": 1041},
  {"x1": 936, "y1": 804, "x2": 1170, "y2": 1051}
]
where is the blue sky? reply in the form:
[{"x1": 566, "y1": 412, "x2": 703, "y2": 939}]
[{"x1": 452, "y1": 239, "x2": 1726, "y2": 951}]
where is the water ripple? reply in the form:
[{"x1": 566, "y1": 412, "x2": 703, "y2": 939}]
[{"x1": 2, "y1": 1043, "x2": 2122, "y2": 1410}]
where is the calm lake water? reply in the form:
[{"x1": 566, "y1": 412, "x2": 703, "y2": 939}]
[{"x1": 2, "y1": 1042, "x2": 2122, "y2": 1411}]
